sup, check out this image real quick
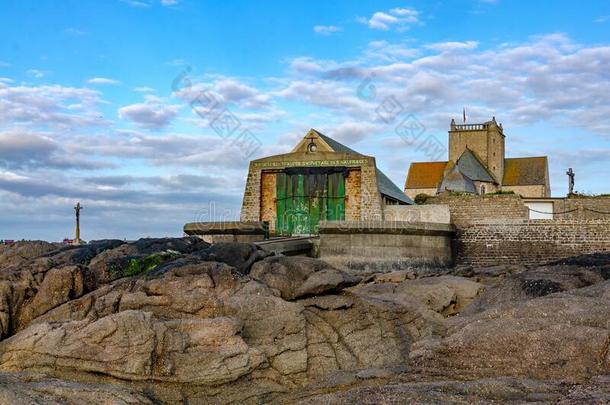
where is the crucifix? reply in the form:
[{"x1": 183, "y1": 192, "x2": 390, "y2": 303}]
[
  {"x1": 566, "y1": 168, "x2": 575, "y2": 195},
  {"x1": 74, "y1": 202, "x2": 83, "y2": 245}
]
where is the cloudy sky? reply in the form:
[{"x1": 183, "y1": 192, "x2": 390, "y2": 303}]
[{"x1": 1, "y1": 0, "x2": 609, "y2": 241}]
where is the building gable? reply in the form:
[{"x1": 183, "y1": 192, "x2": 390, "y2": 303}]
[{"x1": 456, "y1": 148, "x2": 498, "y2": 183}]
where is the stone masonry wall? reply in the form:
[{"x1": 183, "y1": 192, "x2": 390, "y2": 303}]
[
  {"x1": 456, "y1": 220, "x2": 610, "y2": 266},
  {"x1": 425, "y1": 194, "x2": 528, "y2": 228},
  {"x1": 360, "y1": 163, "x2": 384, "y2": 221},
  {"x1": 345, "y1": 169, "x2": 362, "y2": 221},
  {"x1": 240, "y1": 163, "x2": 262, "y2": 222},
  {"x1": 553, "y1": 197, "x2": 610, "y2": 221}
]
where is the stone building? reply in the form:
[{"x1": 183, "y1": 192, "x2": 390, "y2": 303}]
[
  {"x1": 240, "y1": 129, "x2": 412, "y2": 236},
  {"x1": 404, "y1": 118, "x2": 551, "y2": 199}
]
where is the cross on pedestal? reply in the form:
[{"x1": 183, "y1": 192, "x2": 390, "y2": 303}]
[
  {"x1": 74, "y1": 202, "x2": 83, "y2": 245},
  {"x1": 566, "y1": 168, "x2": 575, "y2": 195}
]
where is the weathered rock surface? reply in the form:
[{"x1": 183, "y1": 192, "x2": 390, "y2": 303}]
[
  {"x1": 250, "y1": 256, "x2": 361, "y2": 300},
  {"x1": 0, "y1": 242, "x2": 608, "y2": 404},
  {"x1": 351, "y1": 275, "x2": 484, "y2": 317},
  {"x1": 462, "y1": 264, "x2": 610, "y2": 315},
  {"x1": 0, "y1": 239, "x2": 446, "y2": 403},
  {"x1": 0, "y1": 372, "x2": 153, "y2": 404},
  {"x1": 410, "y1": 281, "x2": 610, "y2": 382}
]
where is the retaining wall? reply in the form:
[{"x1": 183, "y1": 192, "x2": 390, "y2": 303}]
[
  {"x1": 319, "y1": 220, "x2": 456, "y2": 272},
  {"x1": 456, "y1": 220, "x2": 610, "y2": 266}
]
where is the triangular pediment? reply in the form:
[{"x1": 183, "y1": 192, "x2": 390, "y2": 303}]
[{"x1": 291, "y1": 129, "x2": 336, "y2": 153}]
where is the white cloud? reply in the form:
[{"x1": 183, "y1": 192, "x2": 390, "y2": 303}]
[
  {"x1": 0, "y1": 83, "x2": 108, "y2": 129},
  {"x1": 313, "y1": 25, "x2": 342, "y2": 35},
  {"x1": 134, "y1": 86, "x2": 155, "y2": 93},
  {"x1": 120, "y1": 0, "x2": 150, "y2": 7},
  {"x1": 0, "y1": 61, "x2": 10, "y2": 67},
  {"x1": 64, "y1": 28, "x2": 87, "y2": 36},
  {"x1": 87, "y1": 77, "x2": 121, "y2": 85},
  {"x1": 364, "y1": 40, "x2": 420, "y2": 62},
  {"x1": 426, "y1": 41, "x2": 479, "y2": 52},
  {"x1": 365, "y1": 7, "x2": 419, "y2": 31},
  {"x1": 26, "y1": 69, "x2": 45, "y2": 78},
  {"x1": 167, "y1": 58, "x2": 187, "y2": 66},
  {"x1": 161, "y1": 0, "x2": 178, "y2": 5},
  {"x1": 118, "y1": 98, "x2": 181, "y2": 129},
  {"x1": 595, "y1": 16, "x2": 609, "y2": 23}
]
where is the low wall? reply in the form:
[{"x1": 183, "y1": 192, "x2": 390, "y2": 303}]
[
  {"x1": 383, "y1": 204, "x2": 451, "y2": 224},
  {"x1": 183, "y1": 221, "x2": 268, "y2": 243},
  {"x1": 553, "y1": 197, "x2": 610, "y2": 220},
  {"x1": 319, "y1": 220, "x2": 456, "y2": 273},
  {"x1": 456, "y1": 220, "x2": 610, "y2": 266},
  {"x1": 424, "y1": 194, "x2": 528, "y2": 227}
]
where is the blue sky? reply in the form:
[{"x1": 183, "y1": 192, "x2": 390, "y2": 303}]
[{"x1": 1, "y1": 0, "x2": 609, "y2": 241}]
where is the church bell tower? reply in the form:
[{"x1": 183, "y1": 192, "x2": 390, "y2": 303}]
[{"x1": 448, "y1": 117, "x2": 505, "y2": 183}]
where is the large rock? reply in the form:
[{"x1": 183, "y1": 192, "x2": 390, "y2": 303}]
[
  {"x1": 410, "y1": 281, "x2": 610, "y2": 382},
  {"x1": 0, "y1": 310, "x2": 265, "y2": 385},
  {"x1": 250, "y1": 256, "x2": 361, "y2": 300},
  {"x1": 0, "y1": 241, "x2": 58, "y2": 268},
  {"x1": 463, "y1": 264, "x2": 610, "y2": 315},
  {"x1": 1, "y1": 240, "x2": 609, "y2": 403},
  {"x1": 0, "y1": 249, "x2": 441, "y2": 403},
  {"x1": 0, "y1": 372, "x2": 153, "y2": 404},
  {"x1": 352, "y1": 275, "x2": 484, "y2": 317}
]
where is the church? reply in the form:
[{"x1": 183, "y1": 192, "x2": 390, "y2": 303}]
[
  {"x1": 404, "y1": 117, "x2": 551, "y2": 199},
  {"x1": 240, "y1": 129, "x2": 412, "y2": 236}
]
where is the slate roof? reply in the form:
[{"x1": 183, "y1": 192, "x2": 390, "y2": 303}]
[
  {"x1": 315, "y1": 130, "x2": 361, "y2": 155},
  {"x1": 404, "y1": 161, "x2": 448, "y2": 189},
  {"x1": 456, "y1": 148, "x2": 497, "y2": 183},
  {"x1": 437, "y1": 161, "x2": 477, "y2": 194},
  {"x1": 314, "y1": 129, "x2": 414, "y2": 204},
  {"x1": 503, "y1": 157, "x2": 548, "y2": 186}
]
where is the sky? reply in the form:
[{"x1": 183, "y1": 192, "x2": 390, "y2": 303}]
[{"x1": 1, "y1": 0, "x2": 609, "y2": 241}]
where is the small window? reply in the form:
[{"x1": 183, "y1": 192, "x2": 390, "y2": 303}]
[{"x1": 480, "y1": 185, "x2": 486, "y2": 194}]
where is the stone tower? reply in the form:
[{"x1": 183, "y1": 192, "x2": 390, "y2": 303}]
[{"x1": 448, "y1": 117, "x2": 505, "y2": 182}]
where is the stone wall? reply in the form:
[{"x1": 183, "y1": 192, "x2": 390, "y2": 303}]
[
  {"x1": 319, "y1": 220, "x2": 456, "y2": 272},
  {"x1": 456, "y1": 220, "x2": 610, "y2": 266},
  {"x1": 384, "y1": 204, "x2": 451, "y2": 224},
  {"x1": 502, "y1": 184, "x2": 547, "y2": 198},
  {"x1": 240, "y1": 162, "x2": 263, "y2": 222},
  {"x1": 424, "y1": 194, "x2": 529, "y2": 227},
  {"x1": 405, "y1": 187, "x2": 438, "y2": 201},
  {"x1": 345, "y1": 169, "x2": 362, "y2": 221},
  {"x1": 260, "y1": 171, "x2": 277, "y2": 231},
  {"x1": 553, "y1": 197, "x2": 610, "y2": 220}
]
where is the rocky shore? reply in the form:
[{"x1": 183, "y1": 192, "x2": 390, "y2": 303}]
[{"x1": 0, "y1": 238, "x2": 608, "y2": 404}]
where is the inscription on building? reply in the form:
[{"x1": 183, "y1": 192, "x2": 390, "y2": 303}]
[{"x1": 252, "y1": 159, "x2": 368, "y2": 169}]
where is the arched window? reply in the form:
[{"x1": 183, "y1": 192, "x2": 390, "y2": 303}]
[{"x1": 480, "y1": 185, "x2": 486, "y2": 194}]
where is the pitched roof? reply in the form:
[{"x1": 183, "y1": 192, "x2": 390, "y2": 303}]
[
  {"x1": 314, "y1": 130, "x2": 361, "y2": 155},
  {"x1": 437, "y1": 161, "x2": 477, "y2": 194},
  {"x1": 503, "y1": 156, "x2": 548, "y2": 186},
  {"x1": 405, "y1": 161, "x2": 448, "y2": 189},
  {"x1": 456, "y1": 148, "x2": 497, "y2": 183},
  {"x1": 375, "y1": 168, "x2": 413, "y2": 204},
  {"x1": 312, "y1": 129, "x2": 413, "y2": 204}
]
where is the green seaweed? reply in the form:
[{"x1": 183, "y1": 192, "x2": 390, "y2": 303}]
[{"x1": 109, "y1": 250, "x2": 180, "y2": 278}]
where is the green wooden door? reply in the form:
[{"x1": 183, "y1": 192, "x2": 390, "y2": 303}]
[{"x1": 276, "y1": 170, "x2": 345, "y2": 236}]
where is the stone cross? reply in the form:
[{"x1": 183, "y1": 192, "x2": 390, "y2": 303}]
[
  {"x1": 566, "y1": 168, "x2": 575, "y2": 195},
  {"x1": 74, "y1": 202, "x2": 83, "y2": 244}
]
